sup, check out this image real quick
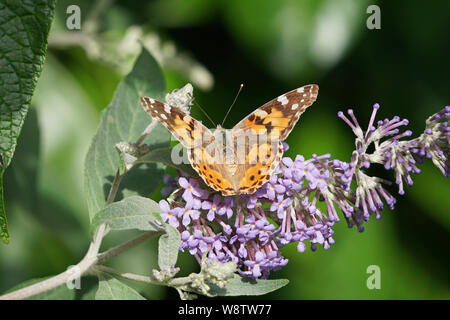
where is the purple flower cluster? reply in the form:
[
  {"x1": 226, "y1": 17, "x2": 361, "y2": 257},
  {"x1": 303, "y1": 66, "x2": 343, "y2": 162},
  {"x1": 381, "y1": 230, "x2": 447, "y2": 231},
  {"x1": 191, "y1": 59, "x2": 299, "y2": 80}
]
[
  {"x1": 158, "y1": 105, "x2": 449, "y2": 278},
  {"x1": 410, "y1": 106, "x2": 449, "y2": 177}
]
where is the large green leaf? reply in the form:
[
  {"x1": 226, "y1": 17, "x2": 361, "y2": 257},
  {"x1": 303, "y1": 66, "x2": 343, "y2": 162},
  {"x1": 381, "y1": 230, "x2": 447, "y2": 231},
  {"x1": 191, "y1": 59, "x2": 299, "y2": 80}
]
[
  {"x1": 95, "y1": 273, "x2": 146, "y2": 300},
  {"x1": 209, "y1": 274, "x2": 289, "y2": 296},
  {"x1": 84, "y1": 48, "x2": 170, "y2": 220},
  {"x1": 0, "y1": 0, "x2": 56, "y2": 244},
  {"x1": 158, "y1": 225, "x2": 181, "y2": 270},
  {"x1": 91, "y1": 195, "x2": 164, "y2": 233},
  {"x1": 0, "y1": 175, "x2": 7, "y2": 243},
  {"x1": 3, "y1": 109, "x2": 39, "y2": 215}
]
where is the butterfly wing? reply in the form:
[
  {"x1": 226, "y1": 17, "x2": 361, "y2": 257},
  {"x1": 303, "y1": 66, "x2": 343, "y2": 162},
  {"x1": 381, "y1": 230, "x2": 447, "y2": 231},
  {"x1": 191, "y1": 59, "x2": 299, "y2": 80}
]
[
  {"x1": 187, "y1": 143, "x2": 236, "y2": 195},
  {"x1": 141, "y1": 96, "x2": 234, "y2": 193},
  {"x1": 232, "y1": 84, "x2": 319, "y2": 194},
  {"x1": 233, "y1": 84, "x2": 319, "y2": 140},
  {"x1": 234, "y1": 138, "x2": 284, "y2": 195},
  {"x1": 140, "y1": 97, "x2": 213, "y2": 148}
]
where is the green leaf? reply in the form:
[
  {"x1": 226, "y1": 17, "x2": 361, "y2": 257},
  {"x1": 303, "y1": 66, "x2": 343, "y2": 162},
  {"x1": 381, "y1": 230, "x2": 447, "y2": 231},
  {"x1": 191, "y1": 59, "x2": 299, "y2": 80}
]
[
  {"x1": 91, "y1": 195, "x2": 164, "y2": 234},
  {"x1": 95, "y1": 273, "x2": 146, "y2": 300},
  {"x1": 0, "y1": 175, "x2": 7, "y2": 243},
  {"x1": 75, "y1": 276, "x2": 98, "y2": 300},
  {"x1": 0, "y1": 0, "x2": 56, "y2": 244},
  {"x1": 136, "y1": 146, "x2": 196, "y2": 176},
  {"x1": 158, "y1": 225, "x2": 181, "y2": 270},
  {"x1": 209, "y1": 274, "x2": 289, "y2": 296},
  {"x1": 4, "y1": 277, "x2": 76, "y2": 300},
  {"x1": 84, "y1": 47, "x2": 170, "y2": 221},
  {"x1": 3, "y1": 108, "x2": 40, "y2": 214}
]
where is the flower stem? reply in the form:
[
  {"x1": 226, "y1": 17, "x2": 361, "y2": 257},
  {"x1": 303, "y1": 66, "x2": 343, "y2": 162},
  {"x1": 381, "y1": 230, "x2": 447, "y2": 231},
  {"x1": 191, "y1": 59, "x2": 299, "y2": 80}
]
[
  {"x1": 0, "y1": 228, "x2": 159, "y2": 300},
  {"x1": 93, "y1": 265, "x2": 160, "y2": 285},
  {"x1": 135, "y1": 120, "x2": 159, "y2": 147},
  {"x1": 106, "y1": 170, "x2": 123, "y2": 205},
  {"x1": 0, "y1": 229, "x2": 104, "y2": 300},
  {"x1": 97, "y1": 230, "x2": 163, "y2": 264},
  {"x1": 94, "y1": 265, "x2": 195, "y2": 290}
]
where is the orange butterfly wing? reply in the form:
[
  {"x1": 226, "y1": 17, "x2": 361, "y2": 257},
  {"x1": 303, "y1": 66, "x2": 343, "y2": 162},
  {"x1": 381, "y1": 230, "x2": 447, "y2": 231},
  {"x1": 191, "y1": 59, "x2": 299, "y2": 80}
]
[
  {"x1": 140, "y1": 97, "x2": 213, "y2": 148},
  {"x1": 233, "y1": 84, "x2": 319, "y2": 140},
  {"x1": 232, "y1": 84, "x2": 319, "y2": 194},
  {"x1": 141, "y1": 97, "x2": 234, "y2": 193}
]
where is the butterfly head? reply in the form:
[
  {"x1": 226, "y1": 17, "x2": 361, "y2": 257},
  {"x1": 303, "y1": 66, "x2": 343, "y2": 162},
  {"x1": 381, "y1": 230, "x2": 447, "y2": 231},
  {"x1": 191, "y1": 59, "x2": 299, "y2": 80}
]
[{"x1": 211, "y1": 125, "x2": 228, "y2": 141}]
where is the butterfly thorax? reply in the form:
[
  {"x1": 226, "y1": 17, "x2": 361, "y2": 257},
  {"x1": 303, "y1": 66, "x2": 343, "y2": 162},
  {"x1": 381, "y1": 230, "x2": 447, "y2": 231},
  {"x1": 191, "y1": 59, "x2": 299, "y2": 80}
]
[{"x1": 210, "y1": 126, "x2": 238, "y2": 176}]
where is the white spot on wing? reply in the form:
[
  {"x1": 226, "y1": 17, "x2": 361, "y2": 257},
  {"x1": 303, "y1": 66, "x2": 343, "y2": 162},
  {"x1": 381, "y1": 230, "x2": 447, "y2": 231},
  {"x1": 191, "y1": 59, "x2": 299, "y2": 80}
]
[
  {"x1": 277, "y1": 95, "x2": 289, "y2": 105},
  {"x1": 164, "y1": 104, "x2": 171, "y2": 113},
  {"x1": 297, "y1": 87, "x2": 304, "y2": 93},
  {"x1": 291, "y1": 103, "x2": 299, "y2": 110},
  {"x1": 254, "y1": 110, "x2": 268, "y2": 117},
  {"x1": 160, "y1": 114, "x2": 167, "y2": 120},
  {"x1": 150, "y1": 99, "x2": 155, "y2": 103}
]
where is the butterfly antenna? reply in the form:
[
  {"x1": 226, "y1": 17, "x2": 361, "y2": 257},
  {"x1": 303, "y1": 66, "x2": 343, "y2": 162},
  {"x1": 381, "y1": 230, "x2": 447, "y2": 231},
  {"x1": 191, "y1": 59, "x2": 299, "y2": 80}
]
[
  {"x1": 221, "y1": 83, "x2": 244, "y2": 127},
  {"x1": 193, "y1": 98, "x2": 216, "y2": 127}
]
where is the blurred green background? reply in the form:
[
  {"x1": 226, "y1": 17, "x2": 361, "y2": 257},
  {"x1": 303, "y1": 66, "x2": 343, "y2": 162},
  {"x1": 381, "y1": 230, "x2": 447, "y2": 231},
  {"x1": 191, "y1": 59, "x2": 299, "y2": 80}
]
[{"x1": 1, "y1": 0, "x2": 449, "y2": 299}]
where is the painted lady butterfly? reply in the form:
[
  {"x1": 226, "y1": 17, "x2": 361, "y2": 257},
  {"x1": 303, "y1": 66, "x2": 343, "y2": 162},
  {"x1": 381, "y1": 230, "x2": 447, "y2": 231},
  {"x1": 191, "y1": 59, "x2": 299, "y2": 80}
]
[{"x1": 141, "y1": 84, "x2": 319, "y2": 196}]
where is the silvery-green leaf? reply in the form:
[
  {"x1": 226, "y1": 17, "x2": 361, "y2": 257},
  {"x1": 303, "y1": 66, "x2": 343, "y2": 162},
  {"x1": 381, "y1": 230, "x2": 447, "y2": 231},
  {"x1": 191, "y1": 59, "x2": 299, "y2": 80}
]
[
  {"x1": 209, "y1": 274, "x2": 289, "y2": 296},
  {"x1": 91, "y1": 196, "x2": 164, "y2": 234},
  {"x1": 95, "y1": 273, "x2": 146, "y2": 300},
  {"x1": 84, "y1": 48, "x2": 169, "y2": 221},
  {"x1": 158, "y1": 225, "x2": 181, "y2": 270}
]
